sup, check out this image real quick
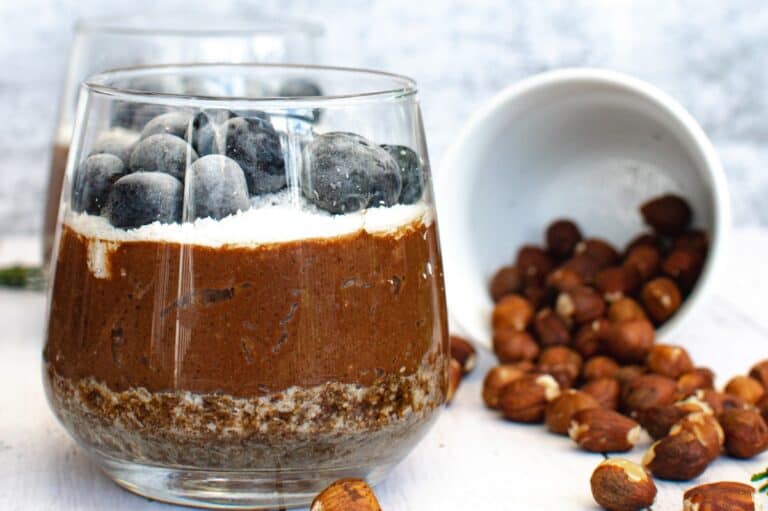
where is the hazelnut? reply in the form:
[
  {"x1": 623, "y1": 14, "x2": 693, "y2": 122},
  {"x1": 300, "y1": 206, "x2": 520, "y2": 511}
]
[
  {"x1": 642, "y1": 428, "x2": 713, "y2": 481},
  {"x1": 522, "y1": 281, "x2": 552, "y2": 309},
  {"x1": 635, "y1": 397, "x2": 714, "y2": 440},
  {"x1": 663, "y1": 248, "x2": 704, "y2": 293},
  {"x1": 568, "y1": 408, "x2": 641, "y2": 452},
  {"x1": 646, "y1": 344, "x2": 694, "y2": 379},
  {"x1": 545, "y1": 267, "x2": 583, "y2": 293},
  {"x1": 625, "y1": 232, "x2": 662, "y2": 255},
  {"x1": 614, "y1": 365, "x2": 647, "y2": 387},
  {"x1": 623, "y1": 244, "x2": 662, "y2": 282},
  {"x1": 603, "y1": 318, "x2": 655, "y2": 364},
  {"x1": 498, "y1": 374, "x2": 561, "y2": 423},
  {"x1": 515, "y1": 245, "x2": 554, "y2": 282},
  {"x1": 724, "y1": 375, "x2": 765, "y2": 405},
  {"x1": 583, "y1": 356, "x2": 620, "y2": 381},
  {"x1": 310, "y1": 478, "x2": 381, "y2": 511},
  {"x1": 695, "y1": 389, "x2": 749, "y2": 416},
  {"x1": 574, "y1": 238, "x2": 619, "y2": 269},
  {"x1": 492, "y1": 294, "x2": 534, "y2": 331},
  {"x1": 537, "y1": 346, "x2": 583, "y2": 389},
  {"x1": 749, "y1": 359, "x2": 768, "y2": 389},
  {"x1": 683, "y1": 482, "x2": 758, "y2": 511},
  {"x1": 757, "y1": 394, "x2": 768, "y2": 424},
  {"x1": 608, "y1": 297, "x2": 647, "y2": 323},
  {"x1": 482, "y1": 364, "x2": 531, "y2": 409},
  {"x1": 641, "y1": 277, "x2": 682, "y2": 324},
  {"x1": 622, "y1": 374, "x2": 677, "y2": 414},
  {"x1": 446, "y1": 358, "x2": 462, "y2": 404},
  {"x1": 571, "y1": 318, "x2": 610, "y2": 358},
  {"x1": 673, "y1": 229, "x2": 709, "y2": 256},
  {"x1": 670, "y1": 411, "x2": 724, "y2": 460},
  {"x1": 545, "y1": 389, "x2": 599, "y2": 434},
  {"x1": 719, "y1": 408, "x2": 768, "y2": 459},
  {"x1": 545, "y1": 219, "x2": 583, "y2": 259},
  {"x1": 493, "y1": 329, "x2": 539, "y2": 364},
  {"x1": 640, "y1": 193, "x2": 692, "y2": 236},
  {"x1": 561, "y1": 253, "x2": 602, "y2": 284},
  {"x1": 595, "y1": 266, "x2": 639, "y2": 302},
  {"x1": 489, "y1": 265, "x2": 522, "y2": 302},
  {"x1": 449, "y1": 335, "x2": 476, "y2": 375},
  {"x1": 533, "y1": 308, "x2": 571, "y2": 347},
  {"x1": 676, "y1": 367, "x2": 715, "y2": 399},
  {"x1": 590, "y1": 458, "x2": 657, "y2": 511},
  {"x1": 556, "y1": 286, "x2": 605, "y2": 324},
  {"x1": 581, "y1": 377, "x2": 621, "y2": 410}
]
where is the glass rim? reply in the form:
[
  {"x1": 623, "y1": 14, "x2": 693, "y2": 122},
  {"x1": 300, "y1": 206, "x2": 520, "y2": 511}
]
[
  {"x1": 75, "y1": 15, "x2": 324, "y2": 37},
  {"x1": 83, "y1": 63, "x2": 419, "y2": 106}
]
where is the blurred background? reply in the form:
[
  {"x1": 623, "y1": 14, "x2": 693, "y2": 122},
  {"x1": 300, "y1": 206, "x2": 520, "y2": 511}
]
[{"x1": 2, "y1": 0, "x2": 767, "y2": 237}]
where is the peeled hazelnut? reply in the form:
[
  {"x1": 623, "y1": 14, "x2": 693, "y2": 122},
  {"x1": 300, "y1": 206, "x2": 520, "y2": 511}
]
[
  {"x1": 646, "y1": 344, "x2": 694, "y2": 379},
  {"x1": 545, "y1": 389, "x2": 599, "y2": 435},
  {"x1": 622, "y1": 374, "x2": 677, "y2": 414},
  {"x1": 482, "y1": 364, "x2": 531, "y2": 409},
  {"x1": 515, "y1": 245, "x2": 554, "y2": 282},
  {"x1": 684, "y1": 482, "x2": 758, "y2": 511},
  {"x1": 574, "y1": 238, "x2": 619, "y2": 269},
  {"x1": 674, "y1": 229, "x2": 709, "y2": 256},
  {"x1": 537, "y1": 346, "x2": 583, "y2": 389},
  {"x1": 590, "y1": 458, "x2": 657, "y2": 511},
  {"x1": 670, "y1": 411, "x2": 724, "y2": 460},
  {"x1": 724, "y1": 375, "x2": 765, "y2": 405},
  {"x1": 446, "y1": 358, "x2": 462, "y2": 404},
  {"x1": 492, "y1": 294, "x2": 534, "y2": 331},
  {"x1": 719, "y1": 408, "x2": 768, "y2": 459},
  {"x1": 569, "y1": 407, "x2": 641, "y2": 452},
  {"x1": 561, "y1": 254, "x2": 601, "y2": 284},
  {"x1": 449, "y1": 335, "x2": 476, "y2": 375},
  {"x1": 310, "y1": 478, "x2": 381, "y2": 511},
  {"x1": 498, "y1": 374, "x2": 561, "y2": 423},
  {"x1": 614, "y1": 365, "x2": 647, "y2": 387},
  {"x1": 556, "y1": 286, "x2": 605, "y2": 325},
  {"x1": 749, "y1": 359, "x2": 768, "y2": 389},
  {"x1": 493, "y1": 329, "x2": 539, "y2": 364},
  {"x1": 595, "y1": 266, "x2": 639, "y2": 302},
  {"x1": 489, "y1": 265, "x2": 522, "y2": 302},
  {"x1": 635, "y1": 397, "x2": 714, "y2": 440},
  {"x1": 581, "y1": 377, "x2": 621, "y2": 410},
  {"x1": 640, "y1": 193, "x2": 692, "y2": 236},
  {"x1": 533, "y1": 308, "x2": 571, "y2": 347},
  {"x1": 545, "y1": 219, "x2": 582, "y2": 259},
  {"x1": 695, "y1": 389, "x2": 749, "y2": 416},
  {"x1": 545, "y1": 267, "x2": 583, "y2": 293},
  {"x1": 641, "y1": 277, "x2": 682, "y2": 324},
  {"x1": 642, "y1": 428, "x2": 713, "y2": 481},
  {"x1": 676, "y1": 367, "x2": 716, "y2": 399},
  {"x1": 571, "y1": 318, "x2": 609, "y2": 358},
  {"x1": 583, "y1": 356, "x2": 620, "y2": 381},
  {"x1": 608, "y1": 297, "x2": 647, "y2": 323},
  {"x1": 603, "y1": 318, "x2": 655, "y2": 364},
  {"x1": 663, "y1": 248, "x2": 704, "y2": 293},
  {"x1": 623, "y1": 244, "x2": 662, "y2": 282}
]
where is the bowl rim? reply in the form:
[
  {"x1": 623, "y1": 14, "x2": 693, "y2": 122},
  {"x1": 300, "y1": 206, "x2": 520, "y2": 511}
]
[{"x1": 438, "y1": 67, "x2": 731, "y2": 349}]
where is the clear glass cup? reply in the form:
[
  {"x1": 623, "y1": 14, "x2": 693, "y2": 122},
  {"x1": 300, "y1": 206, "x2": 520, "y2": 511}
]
[
  {"x1": 43, "y1": 63, "x2": 448, "y2": 509},
  {"x1": 43, "y1": 17, "x2": 324, "y2": 267}
]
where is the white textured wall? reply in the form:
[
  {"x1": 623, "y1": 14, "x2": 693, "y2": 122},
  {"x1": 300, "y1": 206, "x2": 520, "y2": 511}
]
[{"x1": 1, "y1": 0, "x2": 767, "y2": 234}]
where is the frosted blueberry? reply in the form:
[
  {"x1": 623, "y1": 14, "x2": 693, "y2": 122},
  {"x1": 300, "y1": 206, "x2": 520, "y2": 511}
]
[
  {"x1": 185, "y1": 109, "x2": 236, "y2": 156},
  {"x1": 129, "y1": 134, "x2": 198, "y2": 180},
  {"x1": 104, "y1": 172, "x2": 183, "y2": 228},
  {"x1": 187, "y1": 155, "x2": 250, "y2": 220},
  {"x1": 89, "y1": 128, "x2": 139, "y2": 164},
  {"x1": 278, "y1": 78, "x2": 323, "y2": 97},
  {"x1": 140, "y1": 112, "x2": 194, "y2": 140},
  {"x1": 72, "y1": 154, "x2": 126, "y2": 214},
  {"x1": 380, "y1": 144, "x2": 424, "y2": 204},
  {"x1": 220, "y1": 116, "x2": 286, "y2": 195}
]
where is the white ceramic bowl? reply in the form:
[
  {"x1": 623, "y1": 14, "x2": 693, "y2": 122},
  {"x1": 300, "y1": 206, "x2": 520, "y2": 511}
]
[{"x1": 437, "y1": 68, "x2": 730, "y2": 350}]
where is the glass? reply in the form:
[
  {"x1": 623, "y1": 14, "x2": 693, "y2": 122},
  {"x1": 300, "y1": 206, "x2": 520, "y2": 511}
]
[
  {"x1": 43, "y1": 64, "x2": 448, "y2": 509},
  {"x1": 43, "y1": 16, "x2": 323, "y2": 267}
]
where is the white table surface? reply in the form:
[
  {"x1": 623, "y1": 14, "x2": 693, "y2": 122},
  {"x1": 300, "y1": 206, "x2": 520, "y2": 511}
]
[{"x1": 1, "y1": 230, "x2": 768, "y2": 511}]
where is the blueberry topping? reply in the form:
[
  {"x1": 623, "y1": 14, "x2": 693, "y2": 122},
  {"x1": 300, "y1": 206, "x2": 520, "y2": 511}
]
[
  {"x1": 89, "y1": 128, "x2": 139, "y2": 164},
  {"x1": 129, "y1": 134, "x2": 198, "y2": 180},
  {"x1": 140, "y1": 112, "x2": 194, "y2": 140},
  {"x1": 278, "y1": 78, "x2": 323, "y2": 97},
  {"x1": 380, "y1": 144, "x2": 424, "y2": 204},
  {"x1": 104, "y1": 172, "x2": 183, "y2": 228},
  {"x1": 187, "y1": 155, "x2": 250, "y2": 220},
  {"x1": 110, "y1": 102, "x2": 169, "y2": 130},
  {"x1": 72, "y1": 154, "x2": 126, "y2": 214},
  {"x1": 302, "y1": 132, "x2": 402, "y2": 214},
  {"x1": 185, "y1": 109, "x2": 236, "y2": 156},
  {"x1": 220, "y1": 116, "x2": 286, "y2": 195}
]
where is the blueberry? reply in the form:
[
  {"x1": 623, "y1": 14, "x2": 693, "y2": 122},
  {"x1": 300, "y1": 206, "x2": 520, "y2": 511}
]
[
  {"x1": 103, "y1": 172, "x2": 182, "y2": 228},
  {"x1": 380, "y1": 145, "x2": 425, "y2": 204},
  {"x1": 140, "y1": 112, "x2": 193, "y2": 140},
  {"x1": 110, "y1": 102, "x2": 169, "y2": 130},
  {"x1": 278, "y1": 78, "x2": 323, "y2": 97},
  {"x1": 72, "y1": 154, "x2": 126, "y2": 214},
  {"x1": 220, "y1": 116, "x2": 286, "y2": 195},
  {"x1": 302, "y1": 132, "x2": 402, "y2": 214},
  {"x1": 185, "y1": 109, "x2": 236, "y2": 156},
  {"x1": 187, "y1": 155, "x2": 250, "y2": 220},
  {"x1": 129, "y1": 134, "x2": 198, "y2": 180},
  {"x1": 89, "y1": 128, "x2": 139, "y2": 164}
]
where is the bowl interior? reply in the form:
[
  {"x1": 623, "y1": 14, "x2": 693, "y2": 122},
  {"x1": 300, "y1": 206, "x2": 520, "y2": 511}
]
[{"x1": 438, "y1": 72, "x2": 723, "y2": 349}]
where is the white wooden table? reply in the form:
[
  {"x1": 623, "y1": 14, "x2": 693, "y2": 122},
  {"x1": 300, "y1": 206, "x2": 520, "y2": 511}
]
[{"x1": 1, "y1": 231, "x2": 767, "y2": 510}]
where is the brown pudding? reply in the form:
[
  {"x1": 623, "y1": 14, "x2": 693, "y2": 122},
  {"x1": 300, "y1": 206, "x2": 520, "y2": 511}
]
[{"x1": 44, "y1": 212, "x2": 448, "y2": 469}]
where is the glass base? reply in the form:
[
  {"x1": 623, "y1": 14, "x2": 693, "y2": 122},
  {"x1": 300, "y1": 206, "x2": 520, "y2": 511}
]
[{"x1": 97, "y1": 453, "x2": 392, "y2": 509}]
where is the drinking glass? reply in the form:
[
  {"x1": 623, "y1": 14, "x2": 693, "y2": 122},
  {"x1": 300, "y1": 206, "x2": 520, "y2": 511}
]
[
  {"x1": 43, "y1": 63, "x2": 448, "y2": 509},
  {"x1": 43, "y1": 17, "x2": 323, "y2": 265}
]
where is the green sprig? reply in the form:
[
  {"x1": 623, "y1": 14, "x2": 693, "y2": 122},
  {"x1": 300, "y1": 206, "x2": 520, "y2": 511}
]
[
  {"x1": 752, "y1": 468, "x2": 768, "y2": 493},
  {"x1": 0, "y1": 265, "x2": 45, "y2": 290}
]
